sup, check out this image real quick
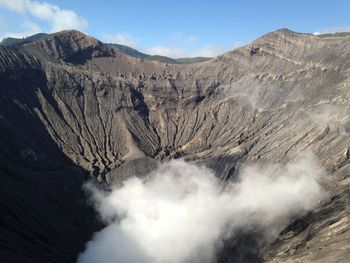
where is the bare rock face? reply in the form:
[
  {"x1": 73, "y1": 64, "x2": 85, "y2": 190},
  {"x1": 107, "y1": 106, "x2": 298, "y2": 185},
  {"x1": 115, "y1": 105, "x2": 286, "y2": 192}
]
[{"x1": 1, "y1": 29, "x2": 350, "y2": 262}]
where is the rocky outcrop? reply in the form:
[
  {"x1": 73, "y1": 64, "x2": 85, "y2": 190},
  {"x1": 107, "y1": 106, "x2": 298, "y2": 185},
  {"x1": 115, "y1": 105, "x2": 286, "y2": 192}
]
[{"x1": 1, "y1": 29, "x2": 350, "y2": 262}]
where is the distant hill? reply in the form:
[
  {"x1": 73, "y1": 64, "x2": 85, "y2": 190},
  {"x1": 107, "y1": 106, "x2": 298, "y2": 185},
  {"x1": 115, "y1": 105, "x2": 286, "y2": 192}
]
[
  {"x1": 175, "y1": 57, "x2": 212, "y2": 64},
  {"x1": 0, "y1": 33, "x2": 211, "y2": 64},
  {"x1": 107, "y1": 44, "x2": 211, "y2": 64},
  {"x1": 0, "y1": 33, "x2": 49, "y2": 46},
  {"x1": 317, "y1": 32, "x2": 350, "y2": 38},
  {"x1": 107, "y1": 43, "x2": 149, "y2": 59}
]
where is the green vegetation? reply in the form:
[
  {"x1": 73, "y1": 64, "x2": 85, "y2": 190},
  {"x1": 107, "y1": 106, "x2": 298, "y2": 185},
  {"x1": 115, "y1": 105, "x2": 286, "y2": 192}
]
[
  {"x1": 175, "y1": 57, "x2": 211, "y2": 64},
  {"x1": 143, "y1": 55, "x2": 179, "y2": 64},
  {"x1": 317, "y1": 32, "x2": 350, "y2": 38}
]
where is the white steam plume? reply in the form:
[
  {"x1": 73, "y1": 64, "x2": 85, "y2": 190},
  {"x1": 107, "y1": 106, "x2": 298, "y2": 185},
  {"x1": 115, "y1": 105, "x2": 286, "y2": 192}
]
[{"x1": 78, "y1": 151, "x2": 325, "y2": 263}]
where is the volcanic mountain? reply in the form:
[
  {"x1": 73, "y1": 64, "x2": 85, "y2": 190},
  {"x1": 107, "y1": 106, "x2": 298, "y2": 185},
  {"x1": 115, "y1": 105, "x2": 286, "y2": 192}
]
[{"x1": 1, "y1": 29, "x2": 350, "y2": 262}]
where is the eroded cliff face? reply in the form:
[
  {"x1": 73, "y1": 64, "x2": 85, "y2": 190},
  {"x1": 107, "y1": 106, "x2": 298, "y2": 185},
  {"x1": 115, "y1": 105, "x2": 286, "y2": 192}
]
[{"x1": 1, "y1": 29, "x2": 350, "y2": 262}]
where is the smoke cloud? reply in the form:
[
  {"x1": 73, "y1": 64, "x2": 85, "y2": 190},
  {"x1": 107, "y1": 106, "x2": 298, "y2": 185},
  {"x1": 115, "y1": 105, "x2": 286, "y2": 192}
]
[
  {"x1": 78, "y1": 152, "x2": 325, "y2": 263},
  {"x1": 308, "y1": 103, "x2": 350, "y2": 133}
]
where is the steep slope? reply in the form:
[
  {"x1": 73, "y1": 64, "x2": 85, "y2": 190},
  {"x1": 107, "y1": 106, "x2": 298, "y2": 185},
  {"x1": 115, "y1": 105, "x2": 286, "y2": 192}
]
[{"x1": 1, "y1": 29, "x2": 350, "y2": 262}]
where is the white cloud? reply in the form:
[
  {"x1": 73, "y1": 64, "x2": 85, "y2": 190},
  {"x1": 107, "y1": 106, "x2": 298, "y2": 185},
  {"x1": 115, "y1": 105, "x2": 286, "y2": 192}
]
[
  {"x1": 78, "y1": 152, "x2": 325, "y2": 263},
  {"x1": 102, "y1": 31, "x2": 213, "y2": 58},
  {"x1": 101, "y1": 31, "x2": 232, "y2": 58},
  {"x1": 0, "y1": 0, "x2": 87, "y2": 32},
  {"x1": 0, "y1": 0, "x2": 27, "y2": 13},
  {"x1": 22, "y1": 19, "x2": 42, "y2": 32},
  {"x1": 28, "y1": 1, "x2": 87, "y2": 32},
  {"x1": 0, "y1": 19, "x2": 42, "y2": 41},
  {"x1": 313, "y1": 25, "x2": 350, "y2": 35},
  {"x1": 190, "y1": 45, "x2": 227, "y2": 57},
  {"x1": 142, "y1": 44, "x2": 227, "y2": 58},
  {"x1": 142, "y1": 45, "x2": 188, "y2": 58},
  {"x1": 102, "y1": 33, "x2": 138, "y2": 48},
  {"x1": 171, "y1": 32, "x2": 198, "y2": 45}
]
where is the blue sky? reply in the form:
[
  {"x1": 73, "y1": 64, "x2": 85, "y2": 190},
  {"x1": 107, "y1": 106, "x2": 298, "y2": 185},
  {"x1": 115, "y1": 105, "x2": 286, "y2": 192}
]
[{"x1": 0, "y1": 0, "x2": 349, "y2": 58}]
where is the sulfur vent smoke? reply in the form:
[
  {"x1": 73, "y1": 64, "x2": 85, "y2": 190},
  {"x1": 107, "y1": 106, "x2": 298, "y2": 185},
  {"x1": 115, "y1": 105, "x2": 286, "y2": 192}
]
[{"x1": 78, "y1": 152, "x2": 325, "y2": 263}]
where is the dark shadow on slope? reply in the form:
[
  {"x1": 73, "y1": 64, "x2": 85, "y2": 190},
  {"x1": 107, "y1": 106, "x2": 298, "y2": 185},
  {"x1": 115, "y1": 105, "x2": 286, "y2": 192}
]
[
  {"x1": 217, "y1": 231, "x2": 264, "y2": 263},
  {"x1": 0, "y1": 68, "x2": 101, "y2": 263}
]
